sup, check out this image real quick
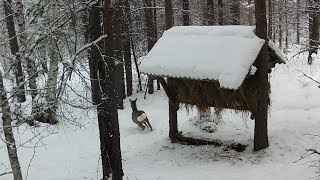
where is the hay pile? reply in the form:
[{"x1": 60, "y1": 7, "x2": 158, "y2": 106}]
[{"x1": 167, "y1": 75, "x2": 270, "y2": 114}]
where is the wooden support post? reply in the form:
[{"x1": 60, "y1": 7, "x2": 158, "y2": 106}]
[
  {"x1": 157, "y1": 77, "x2": 178, "y2": 141},
  {"x1": 254, "y1": 0, "x2": 269, "y2": 151},
  {"x1": 169, "y1": 98, "x2": 178, "y2": 141}
]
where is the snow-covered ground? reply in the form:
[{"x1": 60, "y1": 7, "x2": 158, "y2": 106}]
[{"x1": 1, "y1": 48, "x2": 320, "y2": 179}]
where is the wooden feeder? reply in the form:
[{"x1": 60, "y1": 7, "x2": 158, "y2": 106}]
[{"x1": 140, "y1": 26, "x2": 285, "y2": 151}]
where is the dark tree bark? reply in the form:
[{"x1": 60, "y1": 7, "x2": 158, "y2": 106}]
[
  {"x1": 206, "y1": 0, "x2": 215, "y2": 25},
  {"x1": 123, "y1": 0, "x2": 133, "y2": 97},
  {"x1": 3, "y1": 0, "x2": 26, "y2": 102},
  {"x1": 103, "y1": 1, "x2": 123, "y2": 179},
  {"x1": 230, "y1": 0, "x2": 240, "y2": 25},
  {"x1": 88, "y1": 1, "x2": 123, "y2": 179},
  {"x1": 308, "y1": 0, "x2": 320, "y2": 65},
  {"x1": 267, "y1": 0, "x2": 273, "y2": 39},
  {"x1": 113, "y1": 2, "x2": 125, "y2": 109},
  {"x1": 165, "y1": 0, "x2": 174, "y2": 29},
  {"x1": 254, "y1": 0, "x2": 269, "y2": 151},
  {"x1": 218, "y1": 0, "x2": 224, "y2": 25},
  {"x1": 182, "y1": 0, "x2": 191, "y2": 25},
  {"x1": 88, "y1": 1, "x2": 112, "y2": 178},
  {"x1": 143, "y1": 0, "x2": 157, "y2": 94},
  {"x1": 296, "y1": 0, "x2": 301, "y2": 43}
]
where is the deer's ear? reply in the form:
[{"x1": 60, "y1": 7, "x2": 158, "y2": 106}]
[
  {"x1": 134, "y1": 98, "x2": 137, "y2": 102},
  {"x1": 129, "y1": 99, "x2": 133, "y2": 102}
]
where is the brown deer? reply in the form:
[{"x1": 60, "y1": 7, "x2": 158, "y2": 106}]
[{"x1": 129, "y1": 98, "x2": 153, "y2": 131}]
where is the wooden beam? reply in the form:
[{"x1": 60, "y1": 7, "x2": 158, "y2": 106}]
[
  {"x1": 156, "y1": 77, "x2": 173, "y2": 99},
  {"x1": 175, "y1": 133, "x2": 248, "y2": 152}
]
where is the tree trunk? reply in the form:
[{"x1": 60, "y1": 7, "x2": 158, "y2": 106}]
[
  {"x1": 206, "y1": 0, "x2": 215, "y2": 25},
  {"x1": 308, "y1": 0, "x2": 320, "y2": 64},
  {"x1": 230, "y1": 0, "x2": 241, "y2": 25},
  {"x1": 278, "y1": 1, "x2": 283, "y2": 48},
  {"x1": 88, "y1": 1, "x2": 113, "y2": 179},
  {"x1": 113, "y1": 3, "x2": 125, "y2": 109},
  {"x1": 88, "y1": 1, "x2": 124, "y2": 179},
  {"x1": 165, "y1": 0, "x2": 174, "y2": 29},
  {"x1": 272, "y1": 1, "x2": 276, "y2": 40},
  {"x1": 15, "y1": 0, "x2": 38, "y2": 109},
  {"x1": 131, "y1": 37, "x2": 143, "y2": 92},
  {"x1": 0, "y1": 71, "x2": 23, "y2": 180},
  {"x1": 3, "y1": 0, "x2": 26, "y2": 102},
  {"x1": 218, "y1": 0, "x2": 224, "y2": 25},
  {"x1": 248, "y1": 0, "x2": 254, "y2": 25},
  {"x1": 254, "y1": 0, "x2": 269, "y2": 151},
  {"x1": 46, "y1": 0, "x2": 60, "y2": 113},
  {"x1": 143, "y1": 0, "x2": 157, "y2": 94},
  {"x1": 296, "y1": 0, "x2": 301, "y2": 43},
  {"x1": 285, "y1": 0, "x2": 289, "y2": 50},
  {"x1": 267, "y1": 0, "x2": 273, "y2": 39},
  {"x1": 103, "y1": 1, "x2": 123, "y2": 179},
  {"x1": 123, "y1": 0, "x2": 132, "y2": 97},
  {"x1": 182, "y1": 0, "x2": 191, "y2": 26}
]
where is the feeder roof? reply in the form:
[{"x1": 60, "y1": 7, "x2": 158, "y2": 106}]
[{"x1": 140, "y1": 26, "x2": 285, "y2": 89}]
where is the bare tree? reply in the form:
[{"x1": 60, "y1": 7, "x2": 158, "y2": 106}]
[
  {"x1": 268, "y1": 0, "x2": 273, "y2": 39},
  {"x1": 165, "y1": 0, "x2": 174, "y2": 29},
  {"x1": 14, "y1": 0, "x2": 38, "y2": 109},
  {"x1": 206, "y1": 0, "x2": 215, "y2": 25},
  {"x1": 123, "y1": 0, "x2": 133, "y2": 97},
  {"x1": 296, "y1": 0, "x2": 301, "y2": 43},
  {"x1": 3, "y1": 0, "x2": 26, "y2": 102},
  {"x1": 143, "y1": 0, "x2": 157, "y2": 94},
  {"x1": 0, "y1": 71, "x2": 23, "y2": 180},
  {"x1": 230, "y1": 0, "x2": 241, "y2": 25},
  {"x1": 182, "y1": 0, "x2": 191, "y2": 25},
  {"x1": 46, "y1": 0, "x2": 60, "y2": 117},
  {"x1": 113, "y1": 1, "x2": 125, "y2": 109},
  {"x1": 218, "y1": 0, "x2": 224, "y2": 25},
  {"x1": 308, "y1": 0, "x2": 320, "y2": 64}
]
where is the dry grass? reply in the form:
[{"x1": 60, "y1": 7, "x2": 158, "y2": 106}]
[{"x1": 168, "y1": 75, "x2": 270, "y2": 114}]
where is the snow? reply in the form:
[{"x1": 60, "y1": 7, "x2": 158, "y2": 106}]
[
  {"x1": 140, "y1": 26, "x2": 265, "y2": 89},
  {"x1": 1, "y1": 45, "x2": 320, "y2": 180},
  {"x1": 268, "y1": 40, "x2": 287, "y2": 62}
]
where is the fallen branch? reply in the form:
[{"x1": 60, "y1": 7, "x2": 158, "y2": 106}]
[
  {"x1": 294, "y1": 148, "x2": 320, "y2": 163},
  {"x1": 296, "y1": 69, "x2": 320, "y2": 87},
  {"x1": 173, "y1": 132, "x2": 248, "y2": 152}
]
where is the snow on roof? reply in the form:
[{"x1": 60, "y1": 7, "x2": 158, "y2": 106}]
[{"x1": 139, "y1": 26, "x2": 265, "y2": 89}]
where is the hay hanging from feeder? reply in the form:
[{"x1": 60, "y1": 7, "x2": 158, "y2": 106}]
[{"x1": 167, "y1": 75, "x2": 270, "y2": 114}]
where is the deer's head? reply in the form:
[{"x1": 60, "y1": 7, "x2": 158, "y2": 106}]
[{"x1": 129, "y1": 98, "x2": 137, "y2": 111}]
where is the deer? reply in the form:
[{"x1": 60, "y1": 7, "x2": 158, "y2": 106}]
[{"x1": 129, "y1": 98, "x2": 153, "y2": 131}]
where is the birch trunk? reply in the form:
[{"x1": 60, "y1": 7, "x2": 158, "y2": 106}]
[
  {"x1": 0, "y1": 71, "x2": 23, "y2": 180},
  {"x1": 46, "y1": 0, "x2": 60, "y2": 111},
  {"x1": 3, "y1": 0, "x2": 26, "y2": 102},
  {"x1": 14, "y1": 0, "x2": 38, "y2": 104}
]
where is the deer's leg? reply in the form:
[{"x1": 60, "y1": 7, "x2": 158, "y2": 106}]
[
  {"x1": 138, "y1": 123, "x2": 145, "y2": 130},
  {"x1": 145, "y1": 118, "x2": 153, "y2": 131}
]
